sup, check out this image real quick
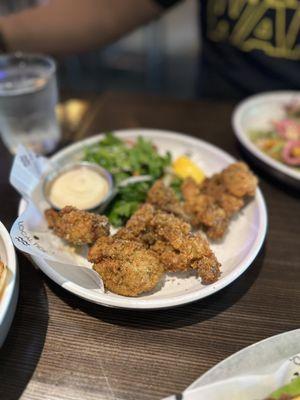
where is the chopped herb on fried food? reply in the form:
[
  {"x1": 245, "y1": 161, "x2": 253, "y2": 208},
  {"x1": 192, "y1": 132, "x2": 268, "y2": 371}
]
[
  {"x1": 107, "y1": 181, "x2": 153, "y2": 227},
  {"x1": 170, "y1": 176, "x2": 184, "y2": 200}
]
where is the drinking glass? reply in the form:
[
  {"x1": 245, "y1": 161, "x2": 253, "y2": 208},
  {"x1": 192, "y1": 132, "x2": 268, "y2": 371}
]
[{"x1": 0, "y1": 53, "x2": 61, "y2": 154}]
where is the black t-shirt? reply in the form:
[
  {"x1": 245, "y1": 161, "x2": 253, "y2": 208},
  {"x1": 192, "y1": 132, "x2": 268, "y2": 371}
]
[{"x1": 154, "y1": 0, "x2": 300, "y2": 98}]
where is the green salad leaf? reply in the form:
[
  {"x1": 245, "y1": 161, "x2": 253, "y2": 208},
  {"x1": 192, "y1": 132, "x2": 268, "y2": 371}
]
[
  {"x1": 83, "y1": 133, "x2": 172, "y2": 226},
  {"x1": 84, "y1": 132, "x2": 132, "y2": 184},
  {"x1": 270, "y1": 376, "x2": 300, "y2": 399},
  {"x1": 170, "y1": 176, "x2": 183, "y2": 200},
  {"x1": 249, "y1": 130, "x2": 278, "y2": 141}
]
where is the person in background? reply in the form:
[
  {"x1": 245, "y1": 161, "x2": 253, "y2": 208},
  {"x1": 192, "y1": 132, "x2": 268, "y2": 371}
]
[{"x1": 0, "y1": 0, "x2": 300, "y2": 98}]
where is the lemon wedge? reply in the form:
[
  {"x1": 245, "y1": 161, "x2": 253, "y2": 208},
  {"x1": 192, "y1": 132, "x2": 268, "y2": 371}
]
[{"x1": 173, "y1": 156, "x2": 205, "y2": 184}]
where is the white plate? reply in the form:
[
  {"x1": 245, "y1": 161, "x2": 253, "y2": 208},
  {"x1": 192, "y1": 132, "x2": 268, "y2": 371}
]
[
  {"x1": 18, "y1": 129, "x2": 267, "y2": 310},
  {"x1": 233, "y1": 91, "x2": 300, "y2": 189},
  {"x1": 186, "y1": 329, "x2": 300, "y2": 393},
  {"x1": 0, "y1": 221, "x2": 18, "y2": 347}
]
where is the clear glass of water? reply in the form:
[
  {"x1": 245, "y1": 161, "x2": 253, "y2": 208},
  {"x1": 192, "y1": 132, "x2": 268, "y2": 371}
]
[{"x1": 0, "y1": 53, "x2": 61, "y2": 154}]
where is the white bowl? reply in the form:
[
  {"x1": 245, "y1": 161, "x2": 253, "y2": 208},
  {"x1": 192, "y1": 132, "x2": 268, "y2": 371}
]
[
  {"x1": 0, "y1": 221, "x2": 18, "y2": 347},
  {"x1": 233, "y1": 91, "x2": 300, "y2": 189},
  {"x1": 18, "y1": 129, "x2": 267, "y2": 310}
]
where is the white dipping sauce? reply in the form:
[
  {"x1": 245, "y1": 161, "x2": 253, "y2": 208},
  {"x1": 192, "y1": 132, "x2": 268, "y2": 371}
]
[{"x1": 49, "y1": 167, "x2": 109, "y2": 210}]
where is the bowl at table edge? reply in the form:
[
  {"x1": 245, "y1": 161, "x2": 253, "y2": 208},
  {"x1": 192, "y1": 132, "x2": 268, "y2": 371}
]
[{"x1": 0, "y1": 221, "x2": 18, "y2": 347}]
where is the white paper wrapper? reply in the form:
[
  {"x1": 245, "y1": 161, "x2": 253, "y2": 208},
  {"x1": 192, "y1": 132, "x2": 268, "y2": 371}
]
[
  {"x1": 164, "y1": 352, "x2": 300, "y2": 400},
  {"x1": 10, "y1": 145, "x2": 103, "y2": 288},
  {"x1": 10, "y1": 144, "x2": 51, "y2": 202}
]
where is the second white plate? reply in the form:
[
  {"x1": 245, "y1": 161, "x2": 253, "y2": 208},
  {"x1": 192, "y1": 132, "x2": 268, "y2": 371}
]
[
  {"x1": 233, "y1": 91, "x2": 300, "y2": 189},
  {"x1": 186, "y1": 329, "x2": 300, "y2": 393}
]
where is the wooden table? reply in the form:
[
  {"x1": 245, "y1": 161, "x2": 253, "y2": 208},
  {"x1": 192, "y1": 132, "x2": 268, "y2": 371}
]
[{"x1": 0, "y1": 91, "x2": 299, "y2": 400}]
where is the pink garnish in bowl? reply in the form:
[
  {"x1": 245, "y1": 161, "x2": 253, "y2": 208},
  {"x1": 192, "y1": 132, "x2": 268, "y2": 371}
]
[
  {"x1": 273, "y1": 119, "x2": 300, "y2": 140},
  {"x1": 282, "y1": 140, "x2": 300, "y2": 166}
]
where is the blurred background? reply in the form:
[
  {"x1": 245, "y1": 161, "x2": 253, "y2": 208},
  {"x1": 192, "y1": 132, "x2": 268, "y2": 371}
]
[{"x1": 1, "y1": 0, "x2": 199, "y2": 99}]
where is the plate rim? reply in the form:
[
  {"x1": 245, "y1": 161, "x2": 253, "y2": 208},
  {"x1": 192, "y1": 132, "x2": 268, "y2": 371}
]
[
  {"x1": 18, "y1": 128, "x2": 268, "y2": 310},
  {"x1": 232, "y1": 90, "x2": 300, "y2": 182},
  {"x1": 185, "y1": 328, "x2": 300, "y2": 393}
]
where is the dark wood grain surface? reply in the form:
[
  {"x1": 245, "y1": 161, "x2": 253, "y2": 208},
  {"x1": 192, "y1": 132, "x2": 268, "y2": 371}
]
[{"x1": 0, "y1": 91, "x2": 299, "y2": 400}]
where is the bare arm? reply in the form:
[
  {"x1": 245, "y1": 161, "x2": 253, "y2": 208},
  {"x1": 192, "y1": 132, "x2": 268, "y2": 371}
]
[{"x1": 0, "y1": 0, "x2": 163, "y2": 55}]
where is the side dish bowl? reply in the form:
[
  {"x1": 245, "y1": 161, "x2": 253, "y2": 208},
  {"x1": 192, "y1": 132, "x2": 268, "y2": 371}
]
[{"x1": 0, "y1": 221, "x2": 18, "y2": 346}]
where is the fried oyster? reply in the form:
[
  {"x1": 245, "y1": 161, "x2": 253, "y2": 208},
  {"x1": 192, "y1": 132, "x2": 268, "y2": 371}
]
[
  {"x1": 116, "y1": 204, "x2": 221, "y2": 284},
  {"x1": 146, "y1": 179, "x2": 187, "y2": 220},
  {"x1": 182, "y1": 162, "x2": 258, "y2": 239},
  {"x1": 45, "y1": 206, "x2": 110, "y2": 245},
  {"x1": 88, "y1": 236, "x2": 164, "y2": 297}
]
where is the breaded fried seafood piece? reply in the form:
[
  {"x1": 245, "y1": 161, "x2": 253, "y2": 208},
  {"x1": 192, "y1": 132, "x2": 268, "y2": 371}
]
[
  {"x1": 200, "y1": 174, "x2": 245, "y2": 217},
  {"x1": 182, "y1": 162, "x2": 258, "y2": 239},
  {"x1": 88, "y1": 236, "x2": 164, "y2": 296},
  {"x1": 45, "y1": 206, "x2": 109, "y2": 245},
  {"x1": 182, "y1": 178, "x2": 229, "y2": 239},
  {"x1": 222, "y1": 162, "x2": 258, "y2": 198},
  {"x1": 115, "y1": 202, "x2": 155, "y2": 242},
  {"x1": 116, "y1": 204, "x2": 221, "y2": 284},
  {"x1": 146, "y1": 179, "x2": 187, "y2": 220}
]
